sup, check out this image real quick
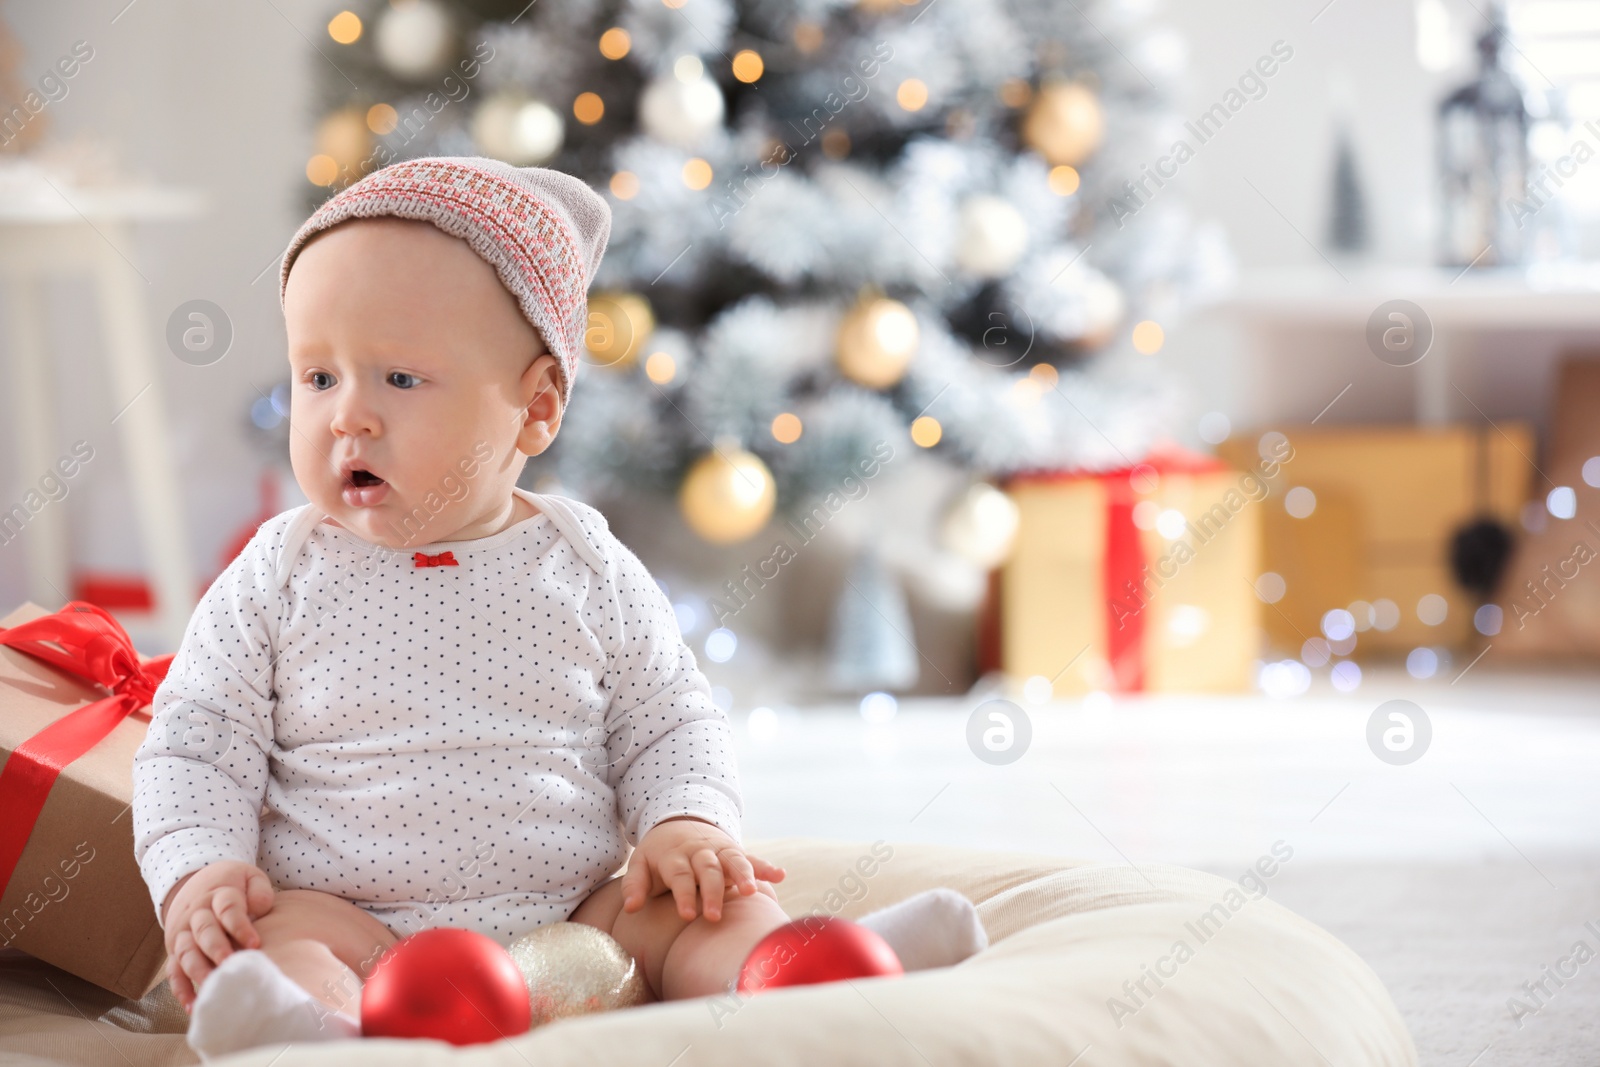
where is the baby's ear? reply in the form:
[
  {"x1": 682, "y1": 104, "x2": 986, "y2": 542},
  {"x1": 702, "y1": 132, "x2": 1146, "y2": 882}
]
[{"x1": 517, "y1": 353, "x2": 564, "y2": 456}]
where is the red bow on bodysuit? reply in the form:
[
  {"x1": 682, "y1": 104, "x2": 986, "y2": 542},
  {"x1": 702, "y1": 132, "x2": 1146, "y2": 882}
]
[{"x1": 414, "y1": 551, "x2": 458, "y2": 568}]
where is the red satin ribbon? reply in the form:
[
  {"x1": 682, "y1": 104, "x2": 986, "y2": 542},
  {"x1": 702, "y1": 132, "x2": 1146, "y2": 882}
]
[
  {"x1": 1101, "y1": 473, "x2": 1145, "y2": 692},
  {"x1": 1008, "y1": 448, "x2": 1229, "y2": 693},
  {"x1": 414, "y1": 551, "x2": 458, "y2": 568},
  {"x1": 0, "y1": 602, "x2": 173, "y2": 899}
]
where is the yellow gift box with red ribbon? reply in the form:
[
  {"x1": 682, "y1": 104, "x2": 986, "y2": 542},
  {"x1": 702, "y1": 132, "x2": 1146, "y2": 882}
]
[
  {"x1": 0, "y1": 601, "x2": 174, "y2": 998},
  {"x1": 989, "y1": 448, "x2": 1268, "y2": 695}
]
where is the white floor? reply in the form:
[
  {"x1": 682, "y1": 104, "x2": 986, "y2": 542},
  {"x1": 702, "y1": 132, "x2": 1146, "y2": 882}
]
[{"x1": 724, "y1": 665, "x2": 1600, "y2": 1066}]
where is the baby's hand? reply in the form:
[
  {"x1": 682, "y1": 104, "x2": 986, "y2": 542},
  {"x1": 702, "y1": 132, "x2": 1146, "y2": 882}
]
[
  {"x1": 622, "y1": 817, "x2": 785, "y2": 923},
  {"x1": 160, "y1": 860, "x2": 276, "y2": 1010}
]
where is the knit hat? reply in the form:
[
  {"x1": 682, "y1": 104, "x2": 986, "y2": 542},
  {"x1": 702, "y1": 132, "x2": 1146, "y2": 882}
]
[{"x1": 278, "y1": 156, "x2": 611, "y2": 406}]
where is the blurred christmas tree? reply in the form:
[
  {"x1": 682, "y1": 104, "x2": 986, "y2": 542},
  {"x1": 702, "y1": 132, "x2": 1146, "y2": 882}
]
[{"x1": 302, "y1": 0, "x2": 1230, "y2": 557}]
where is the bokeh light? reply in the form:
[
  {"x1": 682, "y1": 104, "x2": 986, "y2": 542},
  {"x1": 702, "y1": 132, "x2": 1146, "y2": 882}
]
[
  {"x1": 911, "y1": 415, "x2": 942, "y2": 447},
  {"x1": 732, "y1": 49, "x2": 765, "y2": 82},
  {"x1": 771, "y1": 412, "x2": 802, "y2": 443},
  {"x1": 704, "y1": 627, "x2": 737, "y2": 662},
  {"x1": 327, "y1": 10, "x2": 362, "y2": 44},
  {"x1": 599, "y1": 27, "x2": 631, "y2": 59}
]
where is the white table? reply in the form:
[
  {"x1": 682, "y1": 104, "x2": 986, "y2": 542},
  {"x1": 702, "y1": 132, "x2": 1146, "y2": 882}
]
[
  {"x1": 1207, "y1": 261, "x2": 1600, "y2": 425},
  {"x1": 0, "y1": 168, "x2": 208, "y2": 650}
]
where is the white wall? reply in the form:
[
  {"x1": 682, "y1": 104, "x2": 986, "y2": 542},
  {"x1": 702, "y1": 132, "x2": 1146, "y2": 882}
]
[
  {"x1": 1161, "y1": 0, "x2": 1435, "y2": 268},
  {"x1": 0, "y1": 0, "x2": 319, "y2": 623},
  {"x1": 1155, "y1": 0, "x2": 1586, "y2": 438}
]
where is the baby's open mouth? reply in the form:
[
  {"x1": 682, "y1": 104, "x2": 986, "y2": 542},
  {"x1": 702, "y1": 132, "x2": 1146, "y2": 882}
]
[{"x1": 342, "y1": 466, "x2": 391, "y2": 508}]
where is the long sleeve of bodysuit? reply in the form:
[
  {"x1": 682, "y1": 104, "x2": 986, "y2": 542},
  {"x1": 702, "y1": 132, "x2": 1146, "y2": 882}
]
[
  {"x1": 131, "y1": 519, "x2": 284, "y2": 929},
  {"x1": 596, "y1": 538, "x2": 744, "y2": 849}
]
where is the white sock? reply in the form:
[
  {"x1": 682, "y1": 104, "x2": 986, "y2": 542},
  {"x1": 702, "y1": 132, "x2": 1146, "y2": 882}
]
[
  {"x1": 186, "y1": 949, "x2": 360, "y2": 1061},
  {"x1": 855, "y1": 887, "x2": 989, "y2": 972}
]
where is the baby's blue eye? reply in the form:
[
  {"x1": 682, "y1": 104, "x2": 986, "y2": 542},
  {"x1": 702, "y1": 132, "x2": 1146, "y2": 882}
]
[
  {"x1": 308, "y1": 371, "x2": 334, "y2": 390},
  {"x1": 389, "y1": 372, "x2": 420, "y2": 389}
]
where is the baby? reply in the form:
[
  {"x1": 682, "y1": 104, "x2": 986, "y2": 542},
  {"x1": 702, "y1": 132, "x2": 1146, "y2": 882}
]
[{"x1": 131, "y1": 157, "x2": 985, "y2": 1059}]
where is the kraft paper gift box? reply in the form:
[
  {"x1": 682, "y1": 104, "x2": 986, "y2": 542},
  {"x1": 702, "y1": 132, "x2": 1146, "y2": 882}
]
[
  {"x1": 1492, "y1": 357, "x2": 1600, "y2": 659},
  {"x1": 994, "y1": 450, "x2": 1264, "y2": 696},
  {"x1": 0, "y1": 600, "x2": 173, "y2": 999},
  {"x1": 1215, "y1": 425, "x2": 1533, "y2": 655}
]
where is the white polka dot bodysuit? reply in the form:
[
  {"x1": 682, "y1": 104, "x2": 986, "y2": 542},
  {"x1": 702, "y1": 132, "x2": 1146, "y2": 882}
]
[{"x1": 131, "y1": 488, "x2": 743, "y2": 946}]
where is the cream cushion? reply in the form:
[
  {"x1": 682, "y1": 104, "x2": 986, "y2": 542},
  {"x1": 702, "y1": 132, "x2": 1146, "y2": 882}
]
[{"x1": 0, "y1": 838, "x2": 1416, "y2": 1066}]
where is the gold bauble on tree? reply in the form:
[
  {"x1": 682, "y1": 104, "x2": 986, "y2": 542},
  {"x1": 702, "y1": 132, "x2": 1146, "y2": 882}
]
[
  {"x1": 584, "y1": 291, "x2": 655, "y2": 370},
  {"x1": 506, "y1": 922, "x2": 649, "y2": 1027},
  {"x1": 679, "y1": 440, "x2": 776, "y2": 544},
  {"x1": 1021, "y1": 82, "x2": 1104, "y2": 167},
  {"x1": 835, "y1": 293, "x2": 920, "y2": 389}
]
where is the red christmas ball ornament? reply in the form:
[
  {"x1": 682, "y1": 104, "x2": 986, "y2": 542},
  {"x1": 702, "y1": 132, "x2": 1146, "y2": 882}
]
[
  {"x1": 361, "y1": 927, "x2": 532, "y2": 1045},
  {"x1": 736, "y1": 916, "x2": 903, "y2": 994}
]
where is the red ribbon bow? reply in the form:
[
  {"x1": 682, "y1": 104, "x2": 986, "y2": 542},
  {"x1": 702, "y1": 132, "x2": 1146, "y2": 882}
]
[
  {"x1": 413, "y1": 551, "x2": 458, "y2": 568},
  {"x1": 0, "y1": 601, "x2": 174, "y2": 899},
  {"x1": 1006, "y1": 447, "x2": 1229, "y2": 693}
]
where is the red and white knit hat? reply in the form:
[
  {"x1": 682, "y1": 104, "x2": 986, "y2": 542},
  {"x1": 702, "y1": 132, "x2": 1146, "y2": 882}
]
[{"x1": 278, "y1": 156, "x2": 611, "y2": 406}]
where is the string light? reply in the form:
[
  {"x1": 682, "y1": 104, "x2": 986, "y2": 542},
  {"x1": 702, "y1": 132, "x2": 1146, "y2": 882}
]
[
  {"x1": 645, "y1": 352, "x2": 676, "y2": 383},
  {"x1": 911, "y1": 416, "x2": 942, "y2": 447},
  {"x1": 897, "y1": 78, "x2": 929, "y2": 111},
  {"x1": 573, "y1": 92, "x2": 604, "y2": 125},
  {"x1": 998, "y1": 78, "x2": 1032, "y2": 107},
  {"x1": 327, "y1": 11, "x2": 361, "y2": 44},
  {"x1": 732, "y1": 49, "x2": 764, "y2": 82},
  {"x1": 306, "y1": 155, "x2": 339, "y2": 186},
  {"x1": 366, "y1": 104, "x2": 398, "y2": 135},
  {"x1": 1131, "y1": 320, "x2": 1164, "y2": 354},
  {"x1": 1048, "y1": 165, "x2": 1080, "y2": 196},
  {"x1": 682, "y1": 158, "x2": 713, "y2": 189},
  {"x1": 674, "y1": 55, "x2": 704, "y2": 82},
  {"x1": 1012, "y1": 377, "x2": 1043, "y2": 406},
  {"x1": 599, "y1": 27, "x2": 630, "y2": 59},
  {"x1": 771, "y1": 412, "x2": 802, "y2": 443},
  {"x1": 610, "y1": 171, "x2": 640, "y2": 200}
]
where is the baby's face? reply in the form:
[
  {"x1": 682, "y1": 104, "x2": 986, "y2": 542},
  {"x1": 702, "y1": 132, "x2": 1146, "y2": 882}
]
[{"x1": 283, "y1": 218, "x2": 562, "y2": 548}]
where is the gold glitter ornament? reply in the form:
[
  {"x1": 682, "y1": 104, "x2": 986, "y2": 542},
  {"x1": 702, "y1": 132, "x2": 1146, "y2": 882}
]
[
  {"x1": 584, "y1": 291, "x2": 655, "y2": 369},
  {"x1": 678, "y1": 443, "x2": 777, "y2": 544},
  {"x1": 1021, "y1": 82, "x2": 1104, "y2": 167},
  {"x1": 507, "y1": 921, "x2": 651, "y2": 1026},
  {"x1": 835, "y1": 294, "x2": 920, "y2": 389}
]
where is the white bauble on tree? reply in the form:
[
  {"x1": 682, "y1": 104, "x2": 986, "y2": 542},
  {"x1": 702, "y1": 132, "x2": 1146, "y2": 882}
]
[
  {"x1": 956, "y1": 195, "x2": 1029, "y2": 279},
  {"x1": 1079, "y1": 272, "x2": 1126, "y2": 347},
  {"x1": 472, "y1": 91, "x2": 564, "y2": 166},
  {"x1": 639, "y1": 69, "x2": 725, "y2": 149},
  {"x1": 376, "y1": 0, "x2": 456, "y2": 81},
  {"x1": 939, "y1": 481, "x2": 1020, "y2": 569}
]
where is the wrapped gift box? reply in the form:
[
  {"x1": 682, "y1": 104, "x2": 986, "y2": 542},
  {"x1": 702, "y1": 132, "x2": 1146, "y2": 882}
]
[
  {"x1": 1493, "y1": 357, "x2": 1600, "y2": 658},
  {"x1": 0, "y1": 601, "x2": 172, "y2": 999},
  {"x1": 990, "y1": 450, "x2": 1264, "y2": 696},
  {"x1": 1215, "y1": 424, "x2": 1533, "y2": 655}
]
